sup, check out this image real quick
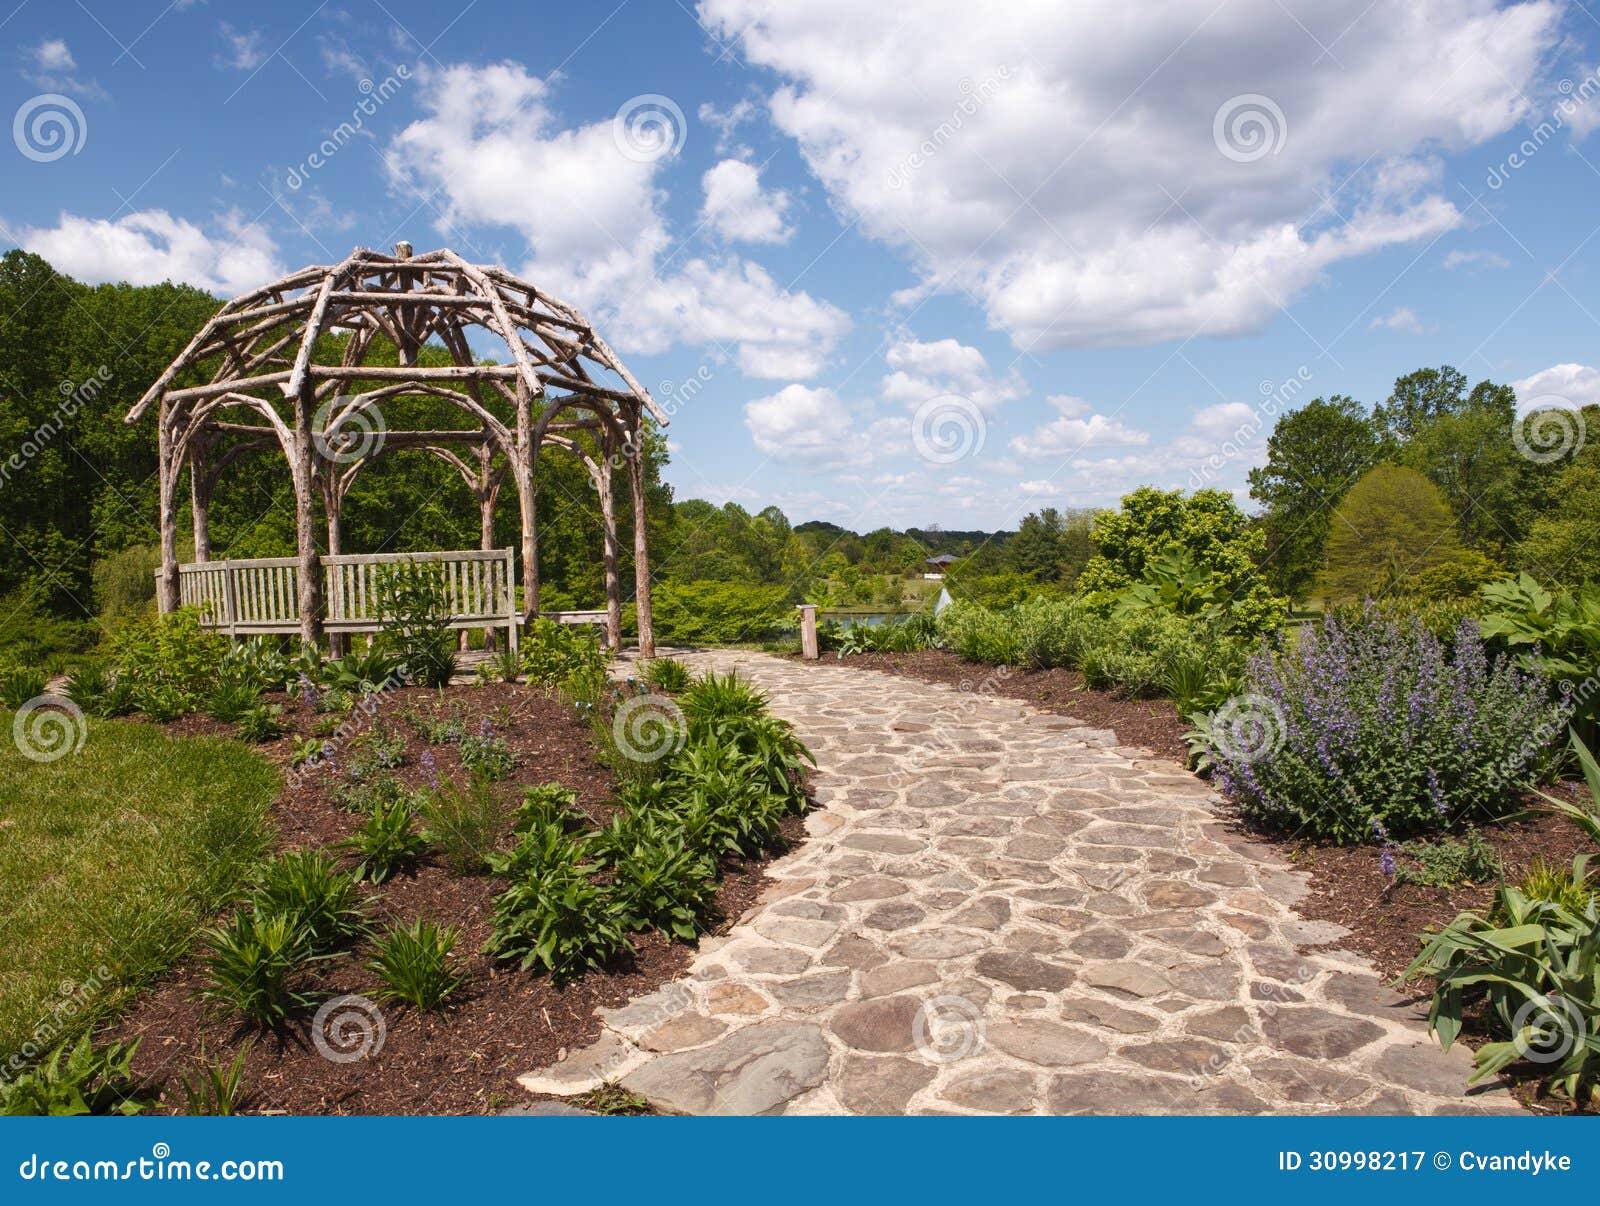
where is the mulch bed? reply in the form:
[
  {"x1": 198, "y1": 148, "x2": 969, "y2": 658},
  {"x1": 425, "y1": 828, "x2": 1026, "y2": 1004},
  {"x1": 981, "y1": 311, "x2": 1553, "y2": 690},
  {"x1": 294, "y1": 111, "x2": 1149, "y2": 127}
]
[
  {"x1": 845, "y1": 647, "x2": 1593, "y2": 1113},
  {"x1": 840, "y1": 650, "x2": 1193, "y2": 763},
  {"x1": 107, "y1": 683, "x2": 800, "y2": 1116}
]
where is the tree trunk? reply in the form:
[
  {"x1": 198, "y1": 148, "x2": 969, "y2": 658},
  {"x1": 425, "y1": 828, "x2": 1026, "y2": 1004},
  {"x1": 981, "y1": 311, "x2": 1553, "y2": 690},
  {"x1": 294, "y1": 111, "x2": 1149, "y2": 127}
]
[
  {"x1": 190, "y1": 446, "x2": 211, "y2": 563},
  {"x1": 515, "y1": 380, "x2": 539, "y2": 622},
  {"x1": 599, "y1": 456, "x2": 622, "y2": 652},
  {"x1": 156, "y1": 408, "x2": 179, "y2": 613},
  {"x1": 627, "y1": 426, "x2": 654, "y2": 658},
  {"x1": 293, "y1": 386, "x2": 324, "y2": 648}
]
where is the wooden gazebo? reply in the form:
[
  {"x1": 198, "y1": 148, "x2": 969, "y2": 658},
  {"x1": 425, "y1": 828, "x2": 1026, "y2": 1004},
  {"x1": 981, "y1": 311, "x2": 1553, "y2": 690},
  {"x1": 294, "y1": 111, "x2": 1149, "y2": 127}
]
[{"x1": 125, "y1": 242, "x2": 665, "y2": 656}]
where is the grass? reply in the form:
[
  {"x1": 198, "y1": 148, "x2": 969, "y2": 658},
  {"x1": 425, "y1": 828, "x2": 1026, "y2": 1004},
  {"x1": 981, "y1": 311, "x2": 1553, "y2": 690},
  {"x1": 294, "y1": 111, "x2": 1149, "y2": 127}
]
[{"x1": 0, "y1": 719, "x2": 278, "y2": 1064}]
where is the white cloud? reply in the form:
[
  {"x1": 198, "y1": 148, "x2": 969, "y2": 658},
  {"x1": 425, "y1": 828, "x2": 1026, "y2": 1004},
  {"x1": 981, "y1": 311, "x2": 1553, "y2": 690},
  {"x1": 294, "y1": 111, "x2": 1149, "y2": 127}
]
[
  {"x1": 744, "y1": 383, "x2": 857, "y2": 458},
  {"x1": 31, "y1": 38, "x2": 75, "y2": 72},
  {"x1": 1369, "y1": 306, "x2": 1426, "y2": 333},
  {"x1": 1009, "y1": 393, "x2": 1150, "y2": 456},
  {"x1": 386, "y1": 61, "x2": 847, "y2": 378},
  {"x1": 218, "y1": 24, "x2": 268, "y2": 70},
  {"x1": 700, "y1": 159, "x2": 792, "y2": 244},
  {"x1": 1442, "y1": 248, "x2": 1510, "y2": 270},
  {"x1": 699, "y1": 0, "x2": 1560, "y2": 350},
  {"x1": 880, "y1": 334, "x2": 1024, "y2": 412},
  {"x1": 17, "y1": 210, "x2": 284, "y2": 297},
  {"x1": 698, "y1": 99, "x2": 759, "y2": 153},
  {"x1": 1513, "y1": 363, "x2": 1600, "y2": 410}
]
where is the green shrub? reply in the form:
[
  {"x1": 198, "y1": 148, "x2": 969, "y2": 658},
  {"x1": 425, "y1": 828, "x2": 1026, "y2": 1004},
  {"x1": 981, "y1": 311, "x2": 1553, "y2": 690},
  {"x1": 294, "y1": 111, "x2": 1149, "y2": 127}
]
[
  {"x1": 680, "y1": 671, "x2": 768, "y2": 729},
  {"x1": 601, "y1": 814, "x2": 719, "y2": 940},
  {"x1": 1504, "y1": 855, "x2": 1594, "y2": 920},
  {"x1": 219, "y1": 637, "x2": 292, "y2": 695},
  {"x1": 109, "y1": 608, "x2": 230, "y2": 712},
  {"x1": 650, "y1": 580, "x2": 791, "y2": 645},
  {"x1": 1404, "y1": 884, "x2": 1599, "y2": 1108},
  {"x1": 1481, "y1": 573, "x2": 1600, "y2": 748},
  {"x1": 334, "y1": 773, "x2": 409, "y2": 814},
  {"x1": 366, "y1": 920, "x2": 465, "y2": 1010},
  {"x1": 62, "y1": 662, "x2": 112, "y2": 716},
  {"x1": 0, "y1": 665, "x2": 46, "y2": 709},
  {"x1": 640, "y1": 657, "x2": 692, "y2": 691},
  {"x1": 420, "y1": 776, "x2": 505, "y2": 875},
  {"x1": 513, "y1": 783, "x2": 588, "y2": 833},
  {"x1": 235, "y1": 703, "x2": 285, "y2": 743},
  {"x1": 251, "y1": 850, "x2": 368, "y2": 953},
  {"x1": 0, "y1": 1035, "x2": 156, "y2": 1116},
  {"x1": 1208, "y1": 605, "x2": 1566, "y2": 843},
  {"x1": 405, "y1": 702, "x2": 468, "y2": 744},
  {"x1": 459, "y1": 720, "x2": 515, "y2": 781},
  {"x1": 373, "y1": 561, "x2": 456, "y2": 688},
  {"x1": 1388, "y1": 829, "x2": 1502, "y2": 889},
  {"x1": 484, "y1": 855, "x2": 630, "y2": 984},
  {"x1": 520, "y1": 618, "x2": 608, "y2": 688},
  {"x1": 207, "y1": 679, "x2": 260, "y2": 724},
  {"x1": 344, "y1": 723, "x2": 406, "y2": 780},
  {"x1": 339, "y1": 799, "x2": 427, "y2": 883},
  {"x1": 134, "y1": 682, "x2": 191, "y2": 722},
  {"x1": 199, "y1": 911, "x2": 319, "y2": 1029},
  {"x1": 92, "y1": 543, "x2": 161, "y2": 623}
]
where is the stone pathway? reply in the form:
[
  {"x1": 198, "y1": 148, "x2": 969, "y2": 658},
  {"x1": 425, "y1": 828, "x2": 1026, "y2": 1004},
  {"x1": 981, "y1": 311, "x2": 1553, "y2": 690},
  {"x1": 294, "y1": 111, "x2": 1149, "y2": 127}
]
[{"x1": 518, "y1": 650, "x2": 1517, "y2": 1115}]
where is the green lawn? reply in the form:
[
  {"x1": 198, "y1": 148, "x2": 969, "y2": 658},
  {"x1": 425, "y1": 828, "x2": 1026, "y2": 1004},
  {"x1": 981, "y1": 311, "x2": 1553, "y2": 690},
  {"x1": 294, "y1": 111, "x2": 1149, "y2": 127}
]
[{"x1": 0, "y1": 719, "x2": 277, "y2": 1065}]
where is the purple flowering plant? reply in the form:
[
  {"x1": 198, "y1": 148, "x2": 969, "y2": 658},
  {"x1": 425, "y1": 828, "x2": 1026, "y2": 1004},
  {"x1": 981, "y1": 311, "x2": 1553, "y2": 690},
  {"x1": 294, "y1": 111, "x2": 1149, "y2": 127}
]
[{"x1": 1211, "y1": 603, "x2": 1570, "y2": 843}]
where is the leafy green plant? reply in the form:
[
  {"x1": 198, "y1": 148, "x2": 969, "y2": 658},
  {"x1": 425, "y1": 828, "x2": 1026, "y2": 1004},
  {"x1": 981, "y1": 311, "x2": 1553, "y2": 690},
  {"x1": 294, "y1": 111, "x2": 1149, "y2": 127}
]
[
  {"x1": 365, "y1": 920, "x2": 465, "y2": 1010},
  {"x1": 1388, "y1": 828, "x2": 1502, "y2": 889},
  {"x1": 0, "y1": 1035, "x2": 157, "y2": 1116},
  {"x1": 373, "y1": 560, "x2": 457, "y2": 688},
  {"x1": 290, "y1": 736, "x2": 327, "y2": 768},
  {"x1": 475, "y1": 646, "x2": 522, "y2": 684},
  {"x1": 1481, "y1": 573, "x2": 1600, "y2": 747},
  {"x1": 0, "y1": 664, "x2": 47, "y2": 709},
  {"x1": 339, "y1": 799, "x2": 427, "y2": 884},
  {"x1": 405, "y1": 702, "x2": 467, "y2": 744},
  {"x1": 513, "y1": 783, "x2": 588, "y2": 833},
  {"x1": 649, "y1": 579, "x2": 792, "y2": 645},
  {"x1": 1534, "y1": 731, "x2": 1600, "y2": 848},
  {"x1": 135, "y1": 682, "x2": 192, "y2": 722},
  {"x1": 176, "y1": 1042, "x2": 251, "y2": 1116},
  {"x1": 484, "y1": 858, "x2": 631, "y2": 984},
  {"x1": 572, "y1": 1082, "x2": 652, "y2": 1115},
  {"x1": 459, "y1": 720, "x2": 515, "y2": 781},
  {"x1": 602, "y1": 815, "x2": 720, "y2": 940},
  {"x1": 640, "y1": 656, "x2": 692, "y2": 691},
  {"x1": 333, "y1": 773, "x2": 408, "y2": 815},
  {"x1": 109, "y1": 608, "x2": 230, "y2": 711},
  {"x1": 207, "y1": 678, "x2": 260, "y2": 724},
  {"x1": 199, "y1": 911, "x2": 320, "y2": 1029},
  {"x1": 520, "y1": 617, "x2": 608, "y2": 688},
  {"x1": 235, "y1": 703, "x2": 285, "y2": 742},
  {"x1": 345, "y1": 722, "x2": 405, "y2": 777},
  {"x1": 420, "y1": 776, "x2": 506, "y2": 875},
  {"x1": 315, "y1": 647, "x2": 406, "y2": 694},
  {"x1": 1504, "y1": 855, "x2": 1595, "y2": 920},
  {"x1": 680, "y1": 670, "x2": 768, "y2": 729},
  {"x1": 1403, "y1": 884, "x2": 1599, "y2": 1108},
  {"x1": 62, "y1": 662, "x2": 112, "y2": 715},
  {"x1": 251, "y1": 849, "x2": 368, "y2": 953},
  {"x1": 219, "y1": 637, "x2": 292, "y2": 695}
]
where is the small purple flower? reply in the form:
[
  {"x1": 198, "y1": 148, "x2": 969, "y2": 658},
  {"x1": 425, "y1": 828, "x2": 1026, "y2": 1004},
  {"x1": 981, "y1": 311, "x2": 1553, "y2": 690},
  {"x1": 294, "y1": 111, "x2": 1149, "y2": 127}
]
[
  {"x1": 1379, "y1": 845, "x2": 1398, "y2": 878},
  {"x1": 420, "y1": 748, "x2": 439, "y2": 789}
]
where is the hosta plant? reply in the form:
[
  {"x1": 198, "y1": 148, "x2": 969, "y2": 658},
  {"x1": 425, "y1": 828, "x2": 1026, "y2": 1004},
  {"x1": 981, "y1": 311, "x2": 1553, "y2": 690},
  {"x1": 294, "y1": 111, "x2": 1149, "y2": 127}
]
[
  {"x1": 0, "y1": 1035, "x2": 157, "y2": 1116},
  {"x1": 484, "y1": 860, "x2": 630, "y2": 984}
]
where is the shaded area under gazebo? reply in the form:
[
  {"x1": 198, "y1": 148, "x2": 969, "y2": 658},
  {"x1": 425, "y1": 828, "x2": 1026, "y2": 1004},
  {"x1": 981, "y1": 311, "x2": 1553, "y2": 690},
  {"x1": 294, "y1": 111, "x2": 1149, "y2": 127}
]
[{"x1": 125, "y1": 242, "x2": 664, "y2": 656}]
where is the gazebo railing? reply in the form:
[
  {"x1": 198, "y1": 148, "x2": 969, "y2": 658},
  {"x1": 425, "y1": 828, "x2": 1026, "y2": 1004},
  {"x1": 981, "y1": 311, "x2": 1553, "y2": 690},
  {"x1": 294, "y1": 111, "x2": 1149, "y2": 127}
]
[{"x1": 175, "y1": 548, "x2": 519, "y2": 655}]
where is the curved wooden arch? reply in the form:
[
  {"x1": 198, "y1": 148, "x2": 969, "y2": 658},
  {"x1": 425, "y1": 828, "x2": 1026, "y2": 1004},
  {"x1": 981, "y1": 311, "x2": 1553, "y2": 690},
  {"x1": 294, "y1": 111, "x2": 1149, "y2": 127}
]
[{"x1": 127, "y1": 243, "x2": 662, "y2": 654}]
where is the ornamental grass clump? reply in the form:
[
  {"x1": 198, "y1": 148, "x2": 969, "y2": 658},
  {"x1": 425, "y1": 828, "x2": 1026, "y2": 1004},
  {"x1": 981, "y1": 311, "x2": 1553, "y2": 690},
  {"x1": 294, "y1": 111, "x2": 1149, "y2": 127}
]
[{"x1": 1209, "y1": 604, "x2": 1567, "y2": 843}]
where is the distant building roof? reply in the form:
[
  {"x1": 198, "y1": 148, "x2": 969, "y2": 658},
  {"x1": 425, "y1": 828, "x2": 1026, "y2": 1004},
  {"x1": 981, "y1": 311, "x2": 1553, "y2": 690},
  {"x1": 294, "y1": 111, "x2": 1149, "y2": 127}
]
[{"x1": 926, "y1": 553, "x2": 958, "y2": 566}]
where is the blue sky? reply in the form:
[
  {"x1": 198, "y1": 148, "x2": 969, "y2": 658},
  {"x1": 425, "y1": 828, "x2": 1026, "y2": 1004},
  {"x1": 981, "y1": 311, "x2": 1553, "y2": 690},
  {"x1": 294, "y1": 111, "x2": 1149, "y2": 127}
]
[{"x1": 6, "y1": 0, "x2": 1600, "y2": 532}]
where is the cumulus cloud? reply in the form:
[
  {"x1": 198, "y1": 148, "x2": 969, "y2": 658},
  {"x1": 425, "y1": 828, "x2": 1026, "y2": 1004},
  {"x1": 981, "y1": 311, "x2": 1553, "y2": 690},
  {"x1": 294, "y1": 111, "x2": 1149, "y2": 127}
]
[
  {"x1": 17, "y1": 209, "x2": 284, "y2": 297},
  {"x1": 698, "y1": 0, "x2": 1560, "y2": 350},
  {"x1": 31, "y1": 38, "x2": 75, "y2": 72},
  {"x1": 880, "y1": 334, "x2": 1024, "y2": 412},
  {"x1": 218, "y1": 24, "x2": 268, "y2": 70},
  {"x1": 1009, "y1": 394, "x2": 1149, "y2": 456},
  {"x1": 1513, "y1": 363, "x2": 1600, "y2": 410},
  {"x1": 700, "y1": 159, "x2": 792, "y2": 243},
  {"x1": 744, "y1": 383, "x2": 857, "y2": 458},
  {"x1": 23, "y1": 36, "x2": 104, "y2": 97},
  {"x1": 386, "y1": 61, "x2": 847, "y2": 377}
]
